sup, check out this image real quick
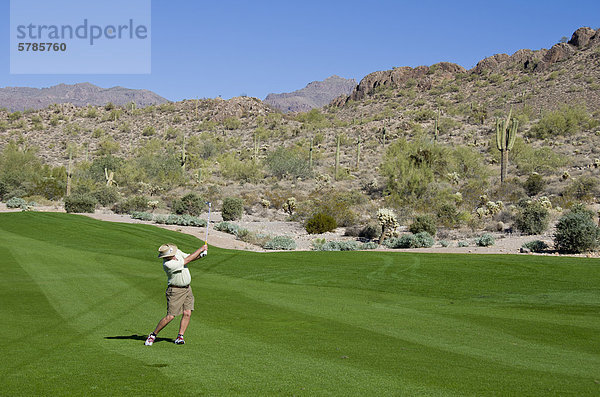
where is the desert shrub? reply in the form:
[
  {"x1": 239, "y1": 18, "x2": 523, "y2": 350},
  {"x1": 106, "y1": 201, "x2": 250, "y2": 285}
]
[
  {"x1": 305, "y1": 212, "x2": 337, "y2": 234},
  {"x1": 214, "y1": 221, "x2": 240, "y2": 235},
  {"x1": 130, "y1": 211, "x2": 154, "y2": 221},
  {"x1": 409, "y1": 214, "x2": 437, "y2": 236},
  {"x1": 475, "y1": 233, "x2": 495, "y2": 247},
  {"x1": 522, "y1": 240, "x2": 549, "y2": 253},
  {"x1": 554, "y1": 210, "x2": 600, "y2": 253},
  {"x1": 359, "y1": 224, "x2": 380, "y2": 240},
  {"x1": 169, "y1": 215, "x2": 206, "y2": 227},
  {"x1": 219, "y1": 154, "x2": 263, "y2": 183},
  {"x1": 563, "y1": 176, "x2": 599, "y2": 202},
  {"x1": 384, "y1": 232, "x2": 434, "y2": 249},
  {"x1": 113, "y1": 196, "x2": 148, "y2": 214},
  {"x1": 92, "y1": 186, "x2": 120, "y2": 207},
  {"x1": 528, "y1": 105, "x2": 598, "y2": 139},
  {"x1": 222, "y1": 197, "x2": 244, "y2": 221},
  {"x1": 266, "y1": 147, "x2": 311, "y2": 180},
  {"x1": 235, "y1": 230, "x2": 270, "y2": 247},
  {"x1": 457, "y1": 241, "x2": 469, "y2": 247},
  {"x1": 309, "y1": 190, "x2": 360, "y2": 227},
  {"x1": 264, "y1": 236, "x2": 296, "y2": 250},
  {"x1": 173, "y1": 193, "x2": 205, "y2": 216},
  {"x1": 436, "y1": 203, "x2": 463, "y2": 228},
  {"x1": 439, "y1": 240, "x2": 451, "y2": 247},
  {"x1": 496, "y1": 138, "x2": 568, "y2": 175},
  {"x1": 514, "y1": 201, "x2": 550, "y2": 235},
  {"x1": 523, "y1": 174, "x2": 546, "y2": 197},
  {"x1": 312, "y1": 240, "x2": 360, "y2": 251},
  {"x1": 361, "y1": 242, "x2": 379, "y2": 250},
  {"x1": 64, "y1": 194, "x2": 97, "y2": 213},
  {"x1": 6, "y1": 197, "x2": 27, "y2": 209},
  {"x1": 154, "y1": 214, "x2": 206, "y2": 227}
]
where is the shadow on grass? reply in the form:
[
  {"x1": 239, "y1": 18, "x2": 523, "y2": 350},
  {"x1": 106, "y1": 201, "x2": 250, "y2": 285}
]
[{"x1": 105, "y1": 334, "x2": 172, "y2": 343}]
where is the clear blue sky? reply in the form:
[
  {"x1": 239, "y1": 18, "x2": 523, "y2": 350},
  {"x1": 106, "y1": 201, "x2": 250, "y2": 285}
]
[{"x1": 1, "y1": 0, "x2": 599, "y2": 101}]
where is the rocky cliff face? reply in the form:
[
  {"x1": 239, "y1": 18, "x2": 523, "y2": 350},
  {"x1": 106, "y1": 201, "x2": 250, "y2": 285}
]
[
  {"x1": 264, "y1": 75, "x2": 356, "y2": 113},
  {"x1": 0, "y1": 82, "x2": 168, "y2": 111},
  {"x1": 333, "y1": 27, "x2": 600, "y2": 107}
]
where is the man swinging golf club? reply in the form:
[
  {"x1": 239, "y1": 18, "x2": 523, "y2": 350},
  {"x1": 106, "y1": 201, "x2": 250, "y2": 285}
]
[{"x1": 144, "y1": 242, "x2": 207, "y2": 346}]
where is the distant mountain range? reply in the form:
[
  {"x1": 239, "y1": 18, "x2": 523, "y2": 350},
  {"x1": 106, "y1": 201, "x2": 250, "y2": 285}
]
[
  {"x1": 0, "y1": 82, "x2": 169, "y2": 111},
  {"x1": 264, "y1": 75, "x2": 356, "y2": 113}
]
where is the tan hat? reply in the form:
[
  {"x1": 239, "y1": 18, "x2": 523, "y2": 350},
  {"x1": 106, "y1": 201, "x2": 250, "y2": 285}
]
[{"x1": 158, "y1": 243, "x2": 177, "y2": 258}]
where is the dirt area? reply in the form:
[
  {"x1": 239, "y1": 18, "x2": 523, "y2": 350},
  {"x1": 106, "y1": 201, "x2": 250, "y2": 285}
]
[{"x1": 4, "y1": 202, "x2": 598, "y2": 258}]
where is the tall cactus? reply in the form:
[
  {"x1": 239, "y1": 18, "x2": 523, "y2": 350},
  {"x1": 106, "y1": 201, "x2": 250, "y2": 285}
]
[
  {"x1": 334, "y1": 135, "x2": 341, "y2": 180},
  {"x1": 495, "y1": 107, "x2": 518, "y2": 184},
  {"x1": 309, "y1": 137, "x2": 314, "y2": 169}
]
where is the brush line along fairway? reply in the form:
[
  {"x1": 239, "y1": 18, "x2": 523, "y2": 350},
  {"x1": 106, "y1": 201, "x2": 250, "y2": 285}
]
[{"x1": 0, "y1": 212, "x2": 599, "y2": 396}]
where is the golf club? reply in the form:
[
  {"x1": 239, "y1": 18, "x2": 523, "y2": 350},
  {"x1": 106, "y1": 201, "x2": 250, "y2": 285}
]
[{"x1": 201, "y1": 201, "x2": 211, "y2": 257}]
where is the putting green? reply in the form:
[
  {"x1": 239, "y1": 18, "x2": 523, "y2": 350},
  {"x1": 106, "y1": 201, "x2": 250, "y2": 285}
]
[{"x1": 1, "y1": 212, "x2": 599, "y2": 396}]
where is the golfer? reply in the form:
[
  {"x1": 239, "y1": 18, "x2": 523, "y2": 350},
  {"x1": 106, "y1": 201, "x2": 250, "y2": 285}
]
[{"x1": 145, "y1": 242, "x2": 207, "y2": 346}]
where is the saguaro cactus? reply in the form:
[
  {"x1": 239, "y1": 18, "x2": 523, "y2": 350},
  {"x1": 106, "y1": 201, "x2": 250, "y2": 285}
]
[
  {"x1": 309, "y1": 137, "x2": 314, "y2": 169},
  {"x1": 495, "y1": 107, "x2": 518, "y2": 184},
  {"x1": 334, "y1": 135, "x2": 341, "y2": 180}
]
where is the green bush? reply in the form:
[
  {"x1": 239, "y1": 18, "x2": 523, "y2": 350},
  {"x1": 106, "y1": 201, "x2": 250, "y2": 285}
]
[
  {"x1": 305, "y1": 213, "x2": 337, "y2": 234},
  {"x1": 266, "y1": 147, "x2": 311, "y2": 180},
  {"x1": 173, "y1": 193, "x2": 205, "y2": 216},
  {"x1": 529, "y1": 105, "x2": 599, "y2": 139},
  {"x1": 6, "y1": 197, "x2": 27, "y2": 209},
  {"x1": 436, "y1": 203, "x2": 464, "y2": 228},
  {"x1": 263, "y1": 236, "x2": 296, "y2": 250},
  {"x1": 409, "y1": 214, "x2": 437, "y2": 236},
  {"x1": 64, "y1": 194, "x2": 97, "y2": 213},
  {"x1": 554, "y1": 211, "x2": 600, "y2": 253},
  {"x1": 222, "y1": 197, "x2": 244, "y2": 221},
  {"x1": 361, "y1": 242, "x2": 379, "y2": 250},
  {"x1": 113, "y1": 196, "x2": 148, "y2": 214},
  {"x1": 154, "y1": 214, "x2": 206, "y2": 227},
  {"x1": 523, "y1": 174, "x2": 546, "y2": 197},
  {"x1": 563, "y1": 176, "x2": 599, "y2": 202},
  {"x1": 214, "y1": 221, "x2": 241, "y2": 235},
  {"x1": 130, "y1": 211, "x2": 154, "y2": 221},
  {"x1": 384, "y1": 232, "x2": 434, "y2": 249},
  {"x1": 359, "y1": 224, "x2": 380, "y2": 240},
  {"x1": 522, "y1": 240, "x2": 549, "y2": 253},
  {"x1": 475, "y1": 233, "x2": 495, "y2": 247},
  {"x1": 312, "y1": 240, "x2": 361, "y2": 251},
  {"x1": 92, "y1": 186, "x2": 120, "y2": 207},
  {"x1": 514, "y1": 201, "x2": 550, "y2": 235}
]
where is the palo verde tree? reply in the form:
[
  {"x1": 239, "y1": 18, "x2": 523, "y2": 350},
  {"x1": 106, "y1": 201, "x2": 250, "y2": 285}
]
[{"x1": 496, "y1": 107, "x2": 518, "y2": 184}]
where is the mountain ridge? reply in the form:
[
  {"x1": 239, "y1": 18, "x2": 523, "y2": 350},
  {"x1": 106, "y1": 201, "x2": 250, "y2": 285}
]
[{"x1": 0, "y1": 82, "x2": 169, "y2": 111}]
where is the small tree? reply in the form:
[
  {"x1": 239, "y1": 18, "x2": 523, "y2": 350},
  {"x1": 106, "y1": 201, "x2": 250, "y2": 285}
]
[
  {"x1": 554, "y1": 208, "x2": 600, "y2": 253},
  {"x1": 305, "y1": 213, "x2": 337, "y2": 234},
  {"x1": 222, "y1": 197, "x2": 244, "y2": 221},
  {"x1": 173, "y1": 193, "x2": 205, "y2": 216},
  {"x1": 409, "y1": 214, "x2": 437, "y2": 236},
  {"x1": 514, "y1": 201, "x2": 550, "y2": 235}
]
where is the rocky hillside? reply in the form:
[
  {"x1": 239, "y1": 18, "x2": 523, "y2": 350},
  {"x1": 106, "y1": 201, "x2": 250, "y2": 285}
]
[
  {"x1": 332, "y1": 27, "x2": 600, "y2": 113},
  {"x1": 0, "y1": 82, "x2": 169, "y2": 111},
  {"x1": 0, "y1": 27, "x2": 599, "y2": 230},
  {"x1": 264, "y1": 75, "x2": 356, "y2": 112}
]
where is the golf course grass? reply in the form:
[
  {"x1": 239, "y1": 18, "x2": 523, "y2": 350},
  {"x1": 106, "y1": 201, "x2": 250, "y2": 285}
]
[{"x1": 1, "y1": 212, "x2": 599, "y2": 396}]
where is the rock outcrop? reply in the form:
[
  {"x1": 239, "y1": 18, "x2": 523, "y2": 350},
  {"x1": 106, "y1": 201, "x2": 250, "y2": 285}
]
[{"x1": 334, "y1": 26, "x2": 599, "y2": 107}]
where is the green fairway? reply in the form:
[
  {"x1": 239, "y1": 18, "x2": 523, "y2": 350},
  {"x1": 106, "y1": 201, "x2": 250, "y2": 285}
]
[{"x1": 1, "y1": 212, "x2": 599, "y2": 396}]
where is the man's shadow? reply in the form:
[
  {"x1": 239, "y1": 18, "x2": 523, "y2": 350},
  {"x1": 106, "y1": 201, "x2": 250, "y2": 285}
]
[{"x1": 105, "y1": 334, "x2": 172, "y2": 343}]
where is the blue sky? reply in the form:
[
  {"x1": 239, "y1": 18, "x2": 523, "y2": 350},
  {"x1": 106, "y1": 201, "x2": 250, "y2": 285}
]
[{"x1": 1, "y1": 0, "x2": 599, "y2": 101}]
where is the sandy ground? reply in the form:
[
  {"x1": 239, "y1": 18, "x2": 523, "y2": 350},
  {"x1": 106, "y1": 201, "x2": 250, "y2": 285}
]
[{"x1": 2, "y1": 203, "x2": 598, "y2": 257}]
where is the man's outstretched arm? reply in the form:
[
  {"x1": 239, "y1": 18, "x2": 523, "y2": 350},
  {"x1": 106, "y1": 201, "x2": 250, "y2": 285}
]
[{"x1": 184, "y1": 245, "x2": 208, "y2": 265}]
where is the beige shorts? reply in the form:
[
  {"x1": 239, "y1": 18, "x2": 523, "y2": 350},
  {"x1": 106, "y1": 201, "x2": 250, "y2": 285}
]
[{"x1": 166, "y1": 285, "x2": 194, "y2": 316}]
